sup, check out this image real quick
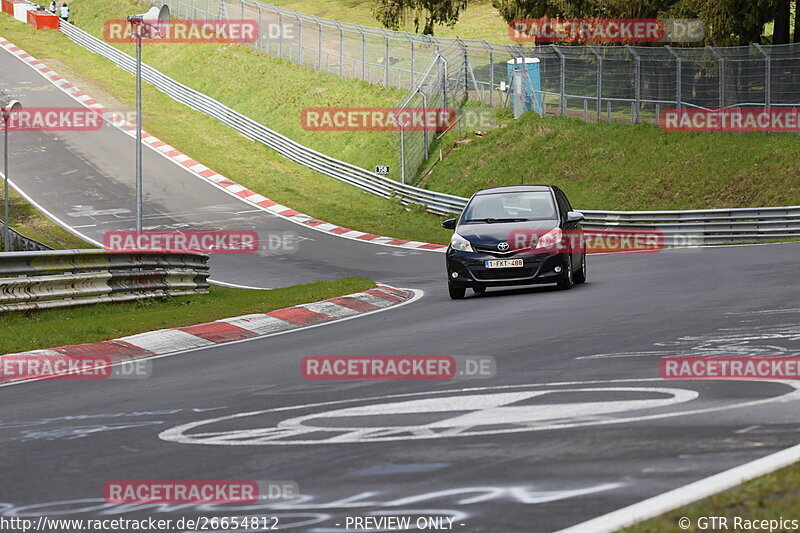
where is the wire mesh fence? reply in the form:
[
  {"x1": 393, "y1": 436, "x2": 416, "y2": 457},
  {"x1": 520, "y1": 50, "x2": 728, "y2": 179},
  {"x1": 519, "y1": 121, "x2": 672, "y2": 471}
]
[{"x1": 150, "y1": 0, "x2": 800, "y2": 181}]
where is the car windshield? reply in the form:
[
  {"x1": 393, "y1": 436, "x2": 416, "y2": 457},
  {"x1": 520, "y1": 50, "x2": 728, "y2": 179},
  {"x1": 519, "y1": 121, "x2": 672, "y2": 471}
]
[{"x1": 461, "y1": 191, "x2": 557, "y2": 223}]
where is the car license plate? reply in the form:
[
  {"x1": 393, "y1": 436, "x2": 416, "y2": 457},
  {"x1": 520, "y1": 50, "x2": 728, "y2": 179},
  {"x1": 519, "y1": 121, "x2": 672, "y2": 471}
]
[{"x1": 485, "y1": 259, "x2": 523, "y2": 269}]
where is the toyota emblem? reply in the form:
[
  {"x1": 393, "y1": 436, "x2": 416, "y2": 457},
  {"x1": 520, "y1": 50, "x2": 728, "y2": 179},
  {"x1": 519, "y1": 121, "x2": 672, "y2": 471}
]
[{"x1": 497, "y1": 241, "x2": 510, "y2": 251}]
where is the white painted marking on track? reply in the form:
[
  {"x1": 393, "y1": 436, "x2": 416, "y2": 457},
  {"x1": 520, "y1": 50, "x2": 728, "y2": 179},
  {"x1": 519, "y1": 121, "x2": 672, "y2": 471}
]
[
  {"x1": 158, "y1": 379, "x2": 800, "y2": 446},
  {"x1": 207, "y1": 279, "x2": 272, "y2": 290}
]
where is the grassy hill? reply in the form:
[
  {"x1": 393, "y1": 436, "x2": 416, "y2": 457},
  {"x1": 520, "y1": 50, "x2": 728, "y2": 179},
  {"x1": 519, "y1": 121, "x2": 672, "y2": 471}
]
[
  {"x1": 421, "y1": 111, "x2": 800, "y2": 210},
  {"x1": 2, "y1": 0, "x2": 798, "y2": 250}
]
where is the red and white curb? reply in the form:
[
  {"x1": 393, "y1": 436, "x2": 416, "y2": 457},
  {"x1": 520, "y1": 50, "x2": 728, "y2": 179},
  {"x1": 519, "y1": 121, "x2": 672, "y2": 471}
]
[
  {"x1": 0, "y1": 34, "x2": 447, "y2": 253},
  {"x1": 0, "y1": 284, "x2": 416, "y2": 385}
]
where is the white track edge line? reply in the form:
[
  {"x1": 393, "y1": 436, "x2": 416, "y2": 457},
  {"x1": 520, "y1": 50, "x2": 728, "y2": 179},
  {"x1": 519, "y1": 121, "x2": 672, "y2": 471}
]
[{"x1": 555, "y1": 440, "x2": 800, "y2": 533}]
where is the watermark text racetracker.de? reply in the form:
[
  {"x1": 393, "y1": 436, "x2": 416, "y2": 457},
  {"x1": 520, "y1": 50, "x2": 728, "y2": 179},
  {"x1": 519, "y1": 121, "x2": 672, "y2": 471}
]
[
  {"x1": 3, "y1": 108, "x2": 103, "y2": 131},
  {"x1": 662, "y1": 357, "x2": 800, "y2": 380},
  {"x1": 104, "y1": 230, "x2": 258, "y2": 255},
  {"x1": 661, "y1": 108, "x2": 800, "y2": 133},
  {"x1": 302, "y1": 355, "x2": 496, "y2": 379},
  {"x1": 103, "y1": 230, "x2": 300, "y2": 255},
  {"x1": 0, "y1": 356, "x2": 151, "y2": 381},
  {"x1": 508, "y1": 18, "x2": 704, "y2": 43},
  {"x1": 507, "y1": 228, "x2": 672, "y2": 254},
  {"x1": 300, "y1": 107, "x2": 497, "y2": 132},
  {"x1": 103, "y1": 480, "x2": 297, "y2": 504},
  {"x1": 104, "y1": 20, "x2": 262, "y2": 43}
]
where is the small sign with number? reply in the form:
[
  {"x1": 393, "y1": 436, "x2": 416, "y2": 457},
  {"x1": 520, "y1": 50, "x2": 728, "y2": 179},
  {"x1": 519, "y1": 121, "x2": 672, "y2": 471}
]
[{"x1": 375, "y1": 165, "x2": 390, "y2": 175}]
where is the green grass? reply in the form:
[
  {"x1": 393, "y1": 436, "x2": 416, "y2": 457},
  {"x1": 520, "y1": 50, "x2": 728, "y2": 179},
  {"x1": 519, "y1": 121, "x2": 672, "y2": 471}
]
[
  {"x1": 1, "y1": 188, "x2": 90, "y2": 249},
  {"x1": 625, "y1": 461, "x2": 800, "y2": 532},
  {"x1": 0, "y1": 278, "x2": 374, "y2": 354},
  {"x1": 71, "y1": 0, "x2": 405, "y2": 177},
  {"x1": 0, "y1": 5, "x2": 454, "y2": 245},
  {"x1": 421, "y1": 111, "x2": 800, "y2": 210},
  {"x1": 266, "y1": 0, "x2": 515, "y2": 43}
]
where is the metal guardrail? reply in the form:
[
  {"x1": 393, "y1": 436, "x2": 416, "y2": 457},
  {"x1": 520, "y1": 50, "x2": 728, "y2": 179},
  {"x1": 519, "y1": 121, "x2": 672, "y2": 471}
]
[
  {"x1": 0, "y1": 220, "x2": 52, "y2": 252},
  {"x1": 58, "y1": 21, "x2": 467, "y2": 215},
  {"x1": 581, "y1": 206, "x2": 800, "y2": 245},
  {"x1": 0, "y1": 250, "x2": 210, "y2": 311},
  {"x1": 57, "y1": 23, "x2": 800, "y2": 245}
]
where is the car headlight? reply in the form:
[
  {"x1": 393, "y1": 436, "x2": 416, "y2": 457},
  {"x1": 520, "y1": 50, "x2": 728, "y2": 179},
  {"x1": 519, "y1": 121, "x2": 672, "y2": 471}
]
[{"x1": 450, "y1": 232, "x2": 474, "y2": 252}]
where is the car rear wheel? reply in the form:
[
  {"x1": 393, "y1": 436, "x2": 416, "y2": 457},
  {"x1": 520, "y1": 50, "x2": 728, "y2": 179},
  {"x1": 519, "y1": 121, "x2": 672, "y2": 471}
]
[
  {"x1": 448, "y1": 284, "x2": 466, "y2": 299},
  {"x1": 472, "y1": 287, "x2": 486, "y2": 295},
  {"x1": 574, "y1": 253, "x2": 587, "y2": 284},
  {"x1": 557, "y1": 256, "x2": 574, "y2": 290}
]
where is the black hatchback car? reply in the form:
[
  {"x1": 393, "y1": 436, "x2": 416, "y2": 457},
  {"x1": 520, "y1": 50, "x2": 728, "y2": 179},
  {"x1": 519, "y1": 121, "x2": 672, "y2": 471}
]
[{"x1": 442, "y1": 185, "x2": 586, "y2": 299}]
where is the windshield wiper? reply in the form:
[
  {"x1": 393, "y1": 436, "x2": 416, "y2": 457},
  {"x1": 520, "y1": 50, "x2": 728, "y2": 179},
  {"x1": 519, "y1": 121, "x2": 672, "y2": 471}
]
[{"x1": 464, "y1": 217, "x2": 530, "y2": 223}]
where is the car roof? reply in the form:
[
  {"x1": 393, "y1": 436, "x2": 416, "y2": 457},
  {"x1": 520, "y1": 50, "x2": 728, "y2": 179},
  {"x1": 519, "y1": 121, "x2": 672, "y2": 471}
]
[{"x1": 474, "y1": 185, "x2": 554, "y2": 196}]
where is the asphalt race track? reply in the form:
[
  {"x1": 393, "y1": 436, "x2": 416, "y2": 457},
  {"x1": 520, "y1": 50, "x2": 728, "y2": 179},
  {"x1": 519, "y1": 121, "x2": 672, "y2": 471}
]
[{"x1": 2, "y1": 43, "x2": 800, "y2": 532}]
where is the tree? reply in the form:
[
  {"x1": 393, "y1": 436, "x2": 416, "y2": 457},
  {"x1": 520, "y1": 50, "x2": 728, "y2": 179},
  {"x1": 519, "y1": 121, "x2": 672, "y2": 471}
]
[
  {"x1": 374, "y1": 0, "x2": 468, "y2": 35},
  {"x1": 794, "y1": 0, "x2": 800, "y2": 42},
  {"x1": 690, "y1": 0, "x2": 772, "y2": 45},
  {"x1": 773, "y1": 0, "x2": 791, "y2": 43},
  {"x1": 491, "y1": 0, "x2": 775, "y2": 45}
]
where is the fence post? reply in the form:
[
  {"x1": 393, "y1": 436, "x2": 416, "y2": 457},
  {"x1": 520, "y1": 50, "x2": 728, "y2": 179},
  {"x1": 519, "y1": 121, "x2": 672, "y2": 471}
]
[
  {"x1": 754, "y1": 44, "x2": 771, "y2": 109},
  {"x1": 338, "y1": 22, "x2": 344, "y2": 76},
  {"x1": 589, "y1": 46, "x2": 602, "y2": 121},
  {"x1": 398, "y1": 121, "x2": 405, "y2": 185},
  {"x1": 419, "y1": 88, "x2": 429, "y2": 160},
  {"x1": 295, "y1": 11, "x2": 303, "y2": 65},
  {"x1": 277, "y1": 8, "x2": 283, "y2": 59},
  {"x1": 405, "y1": 32, "x2": 416, "y2": 88},
  {"x1": 240, "y1": 0, "x2": 244, "y2": 20},
  {"x1": 440, "y1": 53, "x2": 449, "y2": 110},
  {"x1": 552, "y1": 45, "x2": 566, "y2": 115},
  {"x1": 482, "y1": 40, "x2": 494, "y2": 107},
  {"x1": 380, "y1": 29, "x2": 390, "y2": 86},
  {"x1": 310, "y1": 15, "x2": 321, "y2": 70},
  {"x1": 665, "y1": 46, "x2": 682, "y2": 109},
  {"x1": 454, "y1": 37, "x2": 469, "y2": 98},
  {"x1": 256, "y1": 4, "x2": 263, "y2": 52},
  {"x1": 707, "y1": 46, "x2": 724, "y2": 108},
  {"x1": 626, "y1": 45, "x2": 641, "y2": 123},
  {"x1": 361, "y1": 27, "x2": 367, "y2": 81}
]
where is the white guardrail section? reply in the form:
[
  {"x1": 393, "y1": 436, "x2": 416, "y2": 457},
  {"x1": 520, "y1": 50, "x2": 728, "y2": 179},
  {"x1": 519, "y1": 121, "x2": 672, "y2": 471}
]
[
  {"x1": 0, "y1": 250, "x2": 210, "y2": 312},
  {"x1": 58, "y1": 23, "x2": 800, "y2": 245},
  {"x1": 0, "y1": 220, "x2": 52, "y2": 252}
]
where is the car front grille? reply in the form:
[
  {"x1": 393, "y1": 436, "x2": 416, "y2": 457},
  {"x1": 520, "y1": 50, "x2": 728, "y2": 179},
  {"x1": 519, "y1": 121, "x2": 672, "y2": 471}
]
[{"x1": 471, "y1": 267, "x2": 536, "y2": 280}]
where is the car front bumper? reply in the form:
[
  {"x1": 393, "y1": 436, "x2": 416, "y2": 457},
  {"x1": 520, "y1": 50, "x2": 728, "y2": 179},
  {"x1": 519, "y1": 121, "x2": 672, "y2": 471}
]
[{"x1": 446, "y1": 249, "x2": 570, "y2": 288}]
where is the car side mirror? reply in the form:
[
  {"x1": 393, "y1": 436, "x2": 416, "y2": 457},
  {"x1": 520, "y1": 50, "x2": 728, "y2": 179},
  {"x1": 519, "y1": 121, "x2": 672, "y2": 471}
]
[
  {"x1": 442, "y1": 218, "x2": 457, "y2": 230},
  {"x1": 566, "y1": 211, "x2": 585, "y2": 223}
]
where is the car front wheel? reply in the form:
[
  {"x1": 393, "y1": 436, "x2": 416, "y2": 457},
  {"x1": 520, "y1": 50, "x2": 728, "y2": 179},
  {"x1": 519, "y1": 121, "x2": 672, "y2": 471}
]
[
  {"x1": 557, "y1": 256, "x2": 574, "y2": 290},
  {"x1": 448, "y1": 284, "x2": 466, "y2": 299},
  {"x1": 574, "y1": 253, "x2": 587, "y2": 284}
]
